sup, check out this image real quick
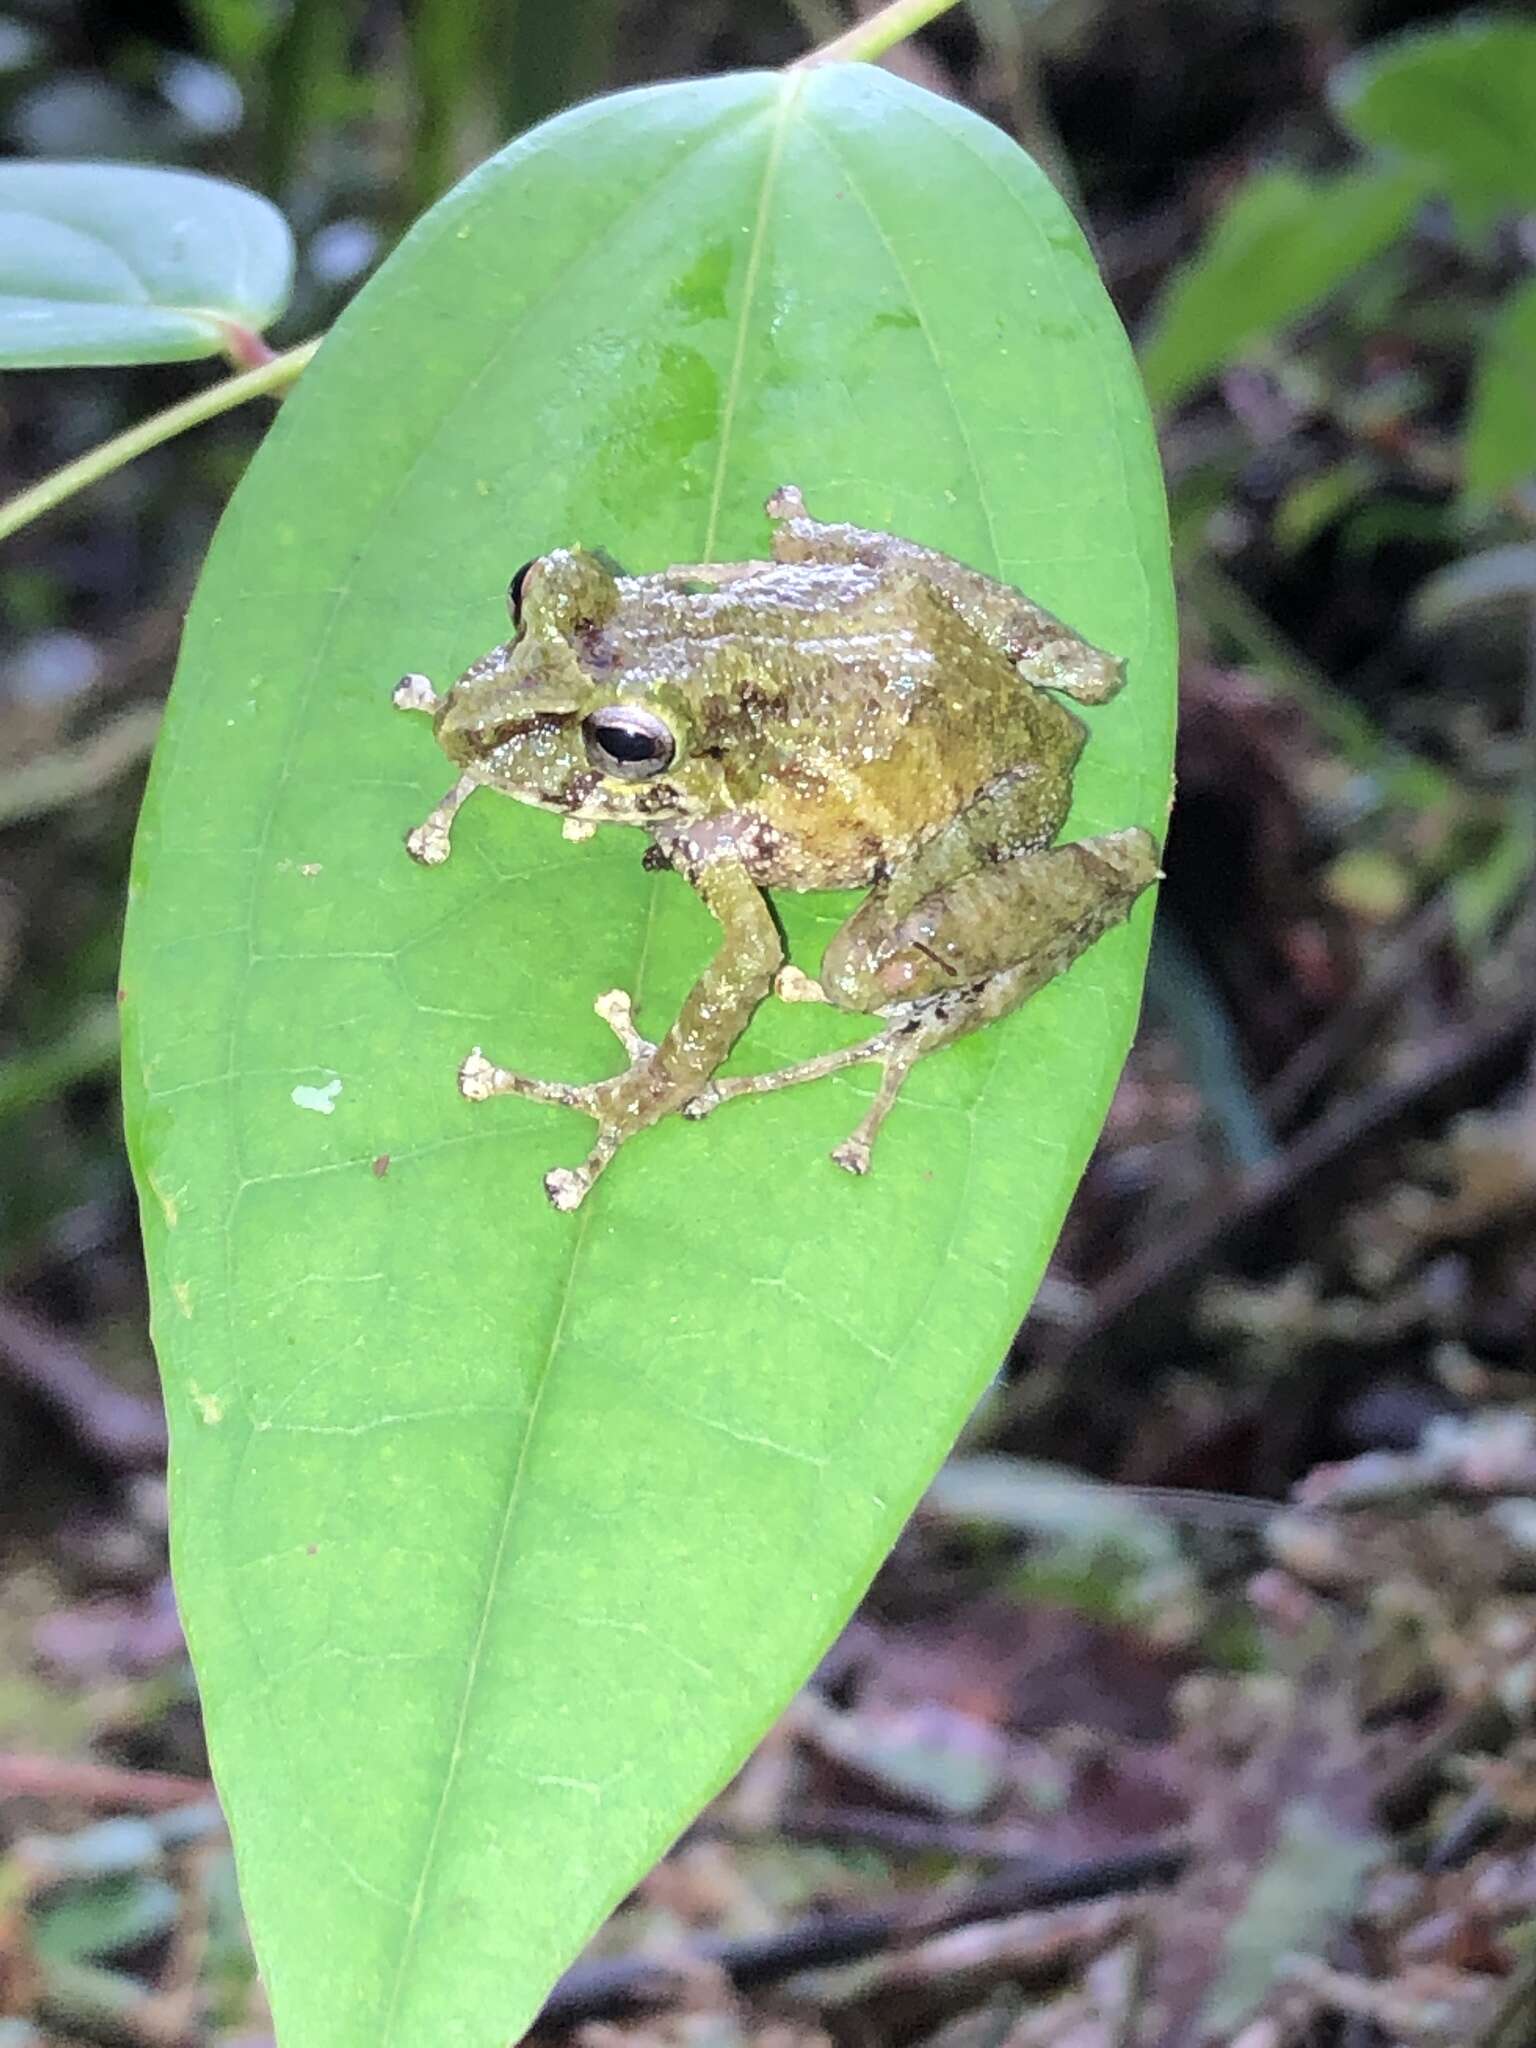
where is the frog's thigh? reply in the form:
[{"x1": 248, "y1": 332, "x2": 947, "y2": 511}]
[
  {"x1": 822, "y1": 828, "x2": 1159, "y2": 1018},
  {"x1": 819, "y1": 765, "x2": 1075, "y2": 1005}
]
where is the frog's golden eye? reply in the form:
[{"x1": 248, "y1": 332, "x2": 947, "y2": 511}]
[
  {"x1": 582, "y1": 706, "x2": 676, "y2": 780},
  {"x1": 507, "y1": 559, "x2": 537, "y2": 627}
]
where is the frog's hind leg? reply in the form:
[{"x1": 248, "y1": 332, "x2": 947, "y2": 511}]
[
  {"x1": 691, "y1": 827, "x2": 1159, "y2": 1176},
  {"x1": 764, "y1": 486, "x2": 1124, "y2": 704}
]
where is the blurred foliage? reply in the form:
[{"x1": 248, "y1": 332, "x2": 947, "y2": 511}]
[
  {"x1": 1332, "y1": 14, "x2": 1536, "y2": 225},
  {"x1": 1139, "y1": 164, "x2": 1431, "y2": 411}
]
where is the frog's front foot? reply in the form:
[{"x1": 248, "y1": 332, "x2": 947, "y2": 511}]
[
  {"x1": 394, "y1": 676, "x2": 485, "y2": 866},
  {"x1": 458, "y1": 990, "x2": 667, "y2": 1211},
  {"x1": 392, "y1": 672, "x2": 441, "y2": 716}
]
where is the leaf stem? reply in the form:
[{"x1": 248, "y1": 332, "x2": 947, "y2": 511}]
[
  {"x1": 789, "y1": 0, "x2": 961, "y2": 69},
  {"x1": 218, "y1": 321, "x2": 281, "y2": 370},
  {"x1": 0, "y1": 337, "x2": 323, "y2": 545}
]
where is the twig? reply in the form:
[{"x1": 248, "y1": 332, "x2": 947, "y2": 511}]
[
  {"x1": 0, "y1": 1294, "x2": 166, "y2": 1468},
  {"x1": 1028, "y1": 994, "x2": 1536, "y2": 1384},
  {"x1": 1260, "y1": 892, "x2": 1456, "y2": 1127},
  {"x1": 534, "y1": 1837, "x2": 1188, "y2": 2029},
  {"x1": 0, "y1": 704, "x2": 162, "y2": 827},
  {"x1": 0, "y1": 1752, "x2": 211, "y2": 1813},
  {"x1": 1182, "y1": 555, "x2": 1455, "y2": 814},
  {"x1": 715, "y1": 1803, "x2": 1094, "y2": 1860},
  {"x1": 0, "y1": 1000, "x2": 119, "y2": 1127},
  {"x1": 790, "y1": 0, "x2": 960, "y2": 69}
]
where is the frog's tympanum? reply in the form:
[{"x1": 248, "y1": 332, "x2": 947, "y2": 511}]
[{"x1": 393, "y1": 487, "x2": 1159, "y2": 1211}]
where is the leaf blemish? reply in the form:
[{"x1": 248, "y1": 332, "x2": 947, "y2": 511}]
[
  {"x1": 291, "y1": 1077, "x2": 343, "y2": 1115},
  {"x1": 190, "y1": 1384, "x2": 225, "y2": 1426}
]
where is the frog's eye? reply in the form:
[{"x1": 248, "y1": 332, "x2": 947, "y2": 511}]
[
  {"x1": 582, "y1": 706, "x2": 676, "y2": 780},
  {"x1": 507, "y1": 559, "x2": 537, "y2": 627}
]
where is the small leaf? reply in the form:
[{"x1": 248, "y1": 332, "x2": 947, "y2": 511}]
[
  {"x1": 1139, "y1": 163, "x2": 1427, "y2": 408},
  {"x1": 0, "y1": 160, "x2": 293, "y2": 367},
  {"x1": 1332, "y1": 17, "x2": 1536, "y2": 229},
  {"x1": 1464, "y1": 278, "x2": 1536, "y2": 510},
  {"x1": 1413, "y1": 542, "x2": 1536, "y2": 634},
  {"x1": 33, "y1": 1875, "x2": 180, "y2": 1965},
  {"x1": 121, "y1": 66, "x2": 1174, "y2": 2048}
]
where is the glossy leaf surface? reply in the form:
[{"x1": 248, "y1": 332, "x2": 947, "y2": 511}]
[
  {"x1": 0, "y1": 160, "x2": 293, "y2": 365},
  {"x1": 121, "y1": 66, "x2": 1175, "y2": 2048}
]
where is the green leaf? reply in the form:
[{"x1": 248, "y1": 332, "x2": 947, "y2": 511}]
[
  {"x1": 34, "y1": 1876, "x2": 181, "y2": 1966},
  {"x1": 1138, "y1": 163, "x2": 1427, "y2": 408},
  {"x1": 0, "y1": 161, "x2": 293, "y2": 366},
  {"x1": 120, "y1": 67, "x2": 1174, "y2": 2048},
  {"x1": 1464, "y1": 278, "x2": 1536, "y2": 509},
  {"x1": 184, "y1": 0, "x2": 288, "y2": 73},
  {"x1": 1333, "y1": 17, "x2": 1536, "y2": 230}
]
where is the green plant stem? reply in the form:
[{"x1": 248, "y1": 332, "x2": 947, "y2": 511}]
[
  {"x1": 0, "y1": 1001, "x2": 119, "y2": 1128},
  {"x1": 0, "y1": 337, "x2": 322, "y2": 545},
  {"x1": 790, "y1": 0, "x2": 961, "y2": 68},
  {"x1": 0, "y1": 705, "x2": 162, "y2": 827}
]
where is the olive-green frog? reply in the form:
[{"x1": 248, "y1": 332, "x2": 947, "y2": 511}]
[{"x1": 393, "y1": 486, "x2": 1158, "y2": 1211}]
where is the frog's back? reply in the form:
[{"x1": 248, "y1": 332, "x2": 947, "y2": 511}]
[{"x1": 615, "y1": 564, "x2": 1083, "y2": 889}]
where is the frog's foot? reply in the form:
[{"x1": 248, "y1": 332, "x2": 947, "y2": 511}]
[
  {"x1": 458, "y1": 990, "x2": 662, "y2": 1211},
  {"x1": 403, "y1": 771, "x2": 480, "y2": 866},
  {"x1": 682, "y1": 1019, "x2": 927, "y2": 1177}
]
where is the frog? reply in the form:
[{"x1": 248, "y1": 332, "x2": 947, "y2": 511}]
[{"x1": 392, "y1": 485, "x2": 1159, "y2": 1212}]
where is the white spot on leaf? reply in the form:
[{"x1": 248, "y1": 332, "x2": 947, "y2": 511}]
[{"x1": 291, "y1": 1077, "x2": 343, "y2": 1115}]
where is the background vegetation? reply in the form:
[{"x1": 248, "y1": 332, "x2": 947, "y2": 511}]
[{"x1": 4, "y1": 1, "x2": 1536, "y2": 2043}]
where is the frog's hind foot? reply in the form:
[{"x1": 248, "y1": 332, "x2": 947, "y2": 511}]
[
  {"x1": 458, "y1": 990, "x2": 660, "y2": 1211},
  {"x1": 683, "y1": 1019, "x2": 926, "y2": 1179}
]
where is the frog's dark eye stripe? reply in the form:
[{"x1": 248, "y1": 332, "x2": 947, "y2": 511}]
[
  {"x1": 507, "y1": 559, "x2": 537, "y2": 627},
  {"x1": 487, "y1": 710, "x2": 568, "y2": 749},
  {"x1": 582, "y1": 706, "x2": 676, "y2": 780}
]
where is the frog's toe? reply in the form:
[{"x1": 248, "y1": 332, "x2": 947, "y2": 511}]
[
  {"x1": 774, "y1": 964, "x2": 828, "y2": 1005},
  {"x1": 405, "y1": 819, "x2": 452, "y2": 865},
  {"x1": 458, "y1": 1048, "x2": 583, "y2": 1108},
  {"x1": 458, "y1": 1048, "x2": 502, "y2": 1101},
  {"x1": 593, "y1": 988, "x2": 655, "y2": 1062},
  {"x1": 544, "y1": 1165, "x2": 593, "y2": 1211},
  {"x1": 831, "y1": 1134, "x2": 873, "y2": 1176},
  {"x1": 765, "y1": 484, "x2": 807, "y2": 521},
  {"x1": 392, "y1": 671, "x2": 441, "y2": 714}
]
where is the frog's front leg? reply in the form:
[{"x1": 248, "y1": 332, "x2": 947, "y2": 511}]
[
  {"x1": 692, "y1": 828, "x2": 1159, "y2": 1176},
  {"x1": 459, "y1": 853, "x2": 783, "y2": 1210},
  {"x1": 393, "y1": 672, "x2": 485, "y2": 864},
  {"x1": 764, "y1": 485, "x2": 1124, "y2": 704}
]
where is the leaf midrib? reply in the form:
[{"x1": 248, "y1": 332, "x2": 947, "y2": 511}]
[{"x1": 372, "y1": 86, "x2": 790, "y2": 2041}]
